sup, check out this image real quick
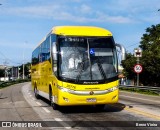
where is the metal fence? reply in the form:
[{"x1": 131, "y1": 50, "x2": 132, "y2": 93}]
[
  {"x1": 119, "y1": 85, "x2": 160, "y2": 95},
  {"x1": 1, "y1": 81, "x2": 160, "y2": 95}
]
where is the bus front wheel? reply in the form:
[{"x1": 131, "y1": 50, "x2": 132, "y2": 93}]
[{"x1": 49, "y1": 89, "x2": 58, "y2": 110}]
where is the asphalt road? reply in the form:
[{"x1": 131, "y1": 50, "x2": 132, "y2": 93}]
[{"x1": 0, "y1": 83, "x2": 160, "y2": 130}]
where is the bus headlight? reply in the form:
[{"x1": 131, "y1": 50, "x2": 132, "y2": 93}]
[
  {"x1": 108, "y1": 86, "x2": 119, "y2": 92},
  {"x1": 57, "y1": 85, "x2": 68, "y2": 92},
  {"x1": 57, "y1": 85, "x2": 74, "y2": 93}
]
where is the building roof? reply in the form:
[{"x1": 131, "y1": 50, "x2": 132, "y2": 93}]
[{"x1": 0, "y1": 65, "x2": 11, "y2": 69}]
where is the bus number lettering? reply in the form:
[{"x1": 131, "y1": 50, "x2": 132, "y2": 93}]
[{"x1": 66, "y1": 84, "x2": 76, "y2": 90}]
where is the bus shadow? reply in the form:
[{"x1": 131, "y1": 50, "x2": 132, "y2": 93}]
[
  {"x1": 38, "y1": 95, "x2": 51, "y2": 106},
  {"x1": 59, "y1": 103, "x2": 126, "y2": 114}
]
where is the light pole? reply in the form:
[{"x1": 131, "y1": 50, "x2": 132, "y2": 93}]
[{"x1": 23, "y1": 41, "x2": 27, "y2": 79}]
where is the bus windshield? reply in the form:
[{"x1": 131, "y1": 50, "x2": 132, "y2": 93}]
[{"x1": 58, "y1": 36, "x2": 118, "y2": 83}]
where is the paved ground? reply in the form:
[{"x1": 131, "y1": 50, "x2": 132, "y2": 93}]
[{"x1": 0, "y1": 82, "x2": 159, "y2": 130}]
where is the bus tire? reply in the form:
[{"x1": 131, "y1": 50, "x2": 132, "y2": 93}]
[
  {"x1": 34, "y1": 86, "x2": 40, "y2": 99},
  {"x1": 49, "y1": 88, "x2": 58, "y2": 110}
]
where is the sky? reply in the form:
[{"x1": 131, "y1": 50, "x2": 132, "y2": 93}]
[{"x1": 0, "y1": 0, "x2": 160, "y2": 66}]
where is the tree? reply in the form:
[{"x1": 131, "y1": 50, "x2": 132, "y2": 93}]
[
  {"x1": 122, "y1": 24, "x2": 160, "y2": 86},
  {"x1": 140, "y1": 24, "x2": 160, "y2": 86},
  {"x1": 121, "y1": 53, "x2": 136, "y2": 80},
  {"x1": 19, "y1": 62, "x2": 31, "y2": 78}
]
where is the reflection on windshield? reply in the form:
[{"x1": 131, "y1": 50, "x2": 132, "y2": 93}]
[{"x1": 58, "y1": 37, "x2": 118, "y2": 83}]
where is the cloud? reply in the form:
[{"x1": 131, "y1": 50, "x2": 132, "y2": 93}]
[
  {"x1": 0, "y1": 2, "x2": 134, "y2": 24},
  {"x1": 95, "y1": 11, "x2": 133, "y2": 23},
  {"x1": 0, "y1": 40, "x2": 35, "y2": 50},
  {"x1": 94, "y1": 0, "x2": 160, "y2": 24},
  {"x1": 1, "y1": 0, "x2": 160, "y2": 24},
  {"x1": 80, "y1": 4, "x2": 92, "y2": 14}
]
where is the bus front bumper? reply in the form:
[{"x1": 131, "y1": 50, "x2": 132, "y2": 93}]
[{"x1": 54, "y1": 86, "x2": 119, "y2": 106}]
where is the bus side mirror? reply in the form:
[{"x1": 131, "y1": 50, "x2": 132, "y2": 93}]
[
  {"x1": 52, "y1": 42, "x2": 57, "y2": 60},
  {"x1": 116, "y1": 43, "x2": 126, "y2": 61}
]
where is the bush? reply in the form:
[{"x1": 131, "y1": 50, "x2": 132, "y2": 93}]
[{"x1": 0, "y1": 79, "x2": 31, "y2": 89}]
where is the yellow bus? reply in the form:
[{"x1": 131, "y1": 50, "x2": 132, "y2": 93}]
[{"x1": 31, "y1": 26, "x2": 125, "y2": 110}]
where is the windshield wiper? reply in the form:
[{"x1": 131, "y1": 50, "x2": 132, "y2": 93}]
[{"x1": 96, "y1": 57, "x2": 107, "y2": 80}]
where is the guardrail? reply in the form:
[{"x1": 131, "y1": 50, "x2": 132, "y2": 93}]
[{"x1": 119, "y1": 85, "x2": 160, "y2": 95}]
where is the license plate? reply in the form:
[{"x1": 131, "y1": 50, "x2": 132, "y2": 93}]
[{"x1": 86, "y1": 98, "x2": 97, "y2": 102}]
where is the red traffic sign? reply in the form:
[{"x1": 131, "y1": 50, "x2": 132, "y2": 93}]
[{"x1": 134, "y1": 64, "x2": 143, "y2": 74}]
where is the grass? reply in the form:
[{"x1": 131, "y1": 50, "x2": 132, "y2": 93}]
[{"x1": 119, "y1": 87, "x2": 160, "y2": 96}]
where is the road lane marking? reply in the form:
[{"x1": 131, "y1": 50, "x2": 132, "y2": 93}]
[
  {"x1": 32, "y1": 98, "x2": 35, "y2": 101},
  {"x1": 65, "y1": 127, "x2": 72, "y2": 129},
  {"x1": 54, "y1": 118, "x2": 71, "y2": 129},
  {"x1": 54, "y1": 118, "x2": 63, "y2": 121},
  {"x1": 124, "y1": 106, "x2": 160, "y2": 120},
  {"x1": 120, "y1": 95, "x2": 160, "y2": 103},
  {"x1": 42, "y1": 107, "x2": 50, "y2": 113},
  {"x1": 109, "y1": 104, "x2": 160, "y2": 120},
  {"x1": 36, "y1": 101, "x2": 42, "y2": 106},
  {"x1": 28, "y1": 92, "x2": 32, "y2": 97}
]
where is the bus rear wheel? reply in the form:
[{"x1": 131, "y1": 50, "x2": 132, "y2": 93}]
[
  {"x1": 49, "y1": 89, "x2": 58, "y2": 110},
  {"x1": 34, "y1": 87, "x2": 40, "y2": 99}
]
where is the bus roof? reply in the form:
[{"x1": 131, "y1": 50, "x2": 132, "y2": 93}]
[
  {"x1": 51, "y1": 26, "x2": 112, "y2": 36},
  {"x1": 34, "y1": 26, "x2": 113, "y2": 50}
]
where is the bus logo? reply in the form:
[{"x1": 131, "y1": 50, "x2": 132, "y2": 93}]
[{"x1": 89, "y1": 91, "x2": 94, "y2": 95}]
